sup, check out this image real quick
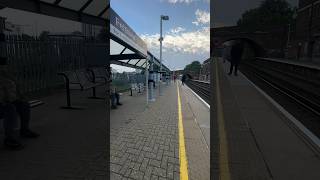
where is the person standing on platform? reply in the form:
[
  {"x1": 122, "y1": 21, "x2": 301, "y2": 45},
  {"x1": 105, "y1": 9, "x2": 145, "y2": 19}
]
[
  {"x1": 228, "y1": 40, "x2": 244, "y2": 76},
  {"x1": 108, "y1": 67, "x2": 122, "y2": 109},
  {"x1": 181, "y1": 74, "x2": 186, "y2": 85}
]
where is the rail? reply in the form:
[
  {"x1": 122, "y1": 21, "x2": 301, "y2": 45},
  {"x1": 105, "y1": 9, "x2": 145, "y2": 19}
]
[
  {"x1": 242, "y1": 59, "x2": 320, "y2": 117},
  {"x1": 185, "y1": 80, "x2": 210, "y2": 104}
]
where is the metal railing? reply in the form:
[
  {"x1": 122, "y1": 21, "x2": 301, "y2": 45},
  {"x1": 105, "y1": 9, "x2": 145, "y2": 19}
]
[{"x1": 4, "y1": 35, "x2": 107, "y2": 95}]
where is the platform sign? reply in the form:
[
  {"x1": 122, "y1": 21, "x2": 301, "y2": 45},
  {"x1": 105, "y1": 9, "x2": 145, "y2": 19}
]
[{"x1": 110, "y1": 8, "x2": 147, "y2": 56}]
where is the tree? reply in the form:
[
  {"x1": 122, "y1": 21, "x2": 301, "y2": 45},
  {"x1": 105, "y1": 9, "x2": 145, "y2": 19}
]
[
  {"x1": 184, "y1": 61, "x2": 201, "y2": 74},
  {"x1": 237, "y1": 0, "x2": 295, "y2": 31}
]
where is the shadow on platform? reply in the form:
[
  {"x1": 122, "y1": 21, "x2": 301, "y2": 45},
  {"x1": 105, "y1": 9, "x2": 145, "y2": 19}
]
[{"x1": 0, "y1": 86, "x2": 108, "y2": 179}]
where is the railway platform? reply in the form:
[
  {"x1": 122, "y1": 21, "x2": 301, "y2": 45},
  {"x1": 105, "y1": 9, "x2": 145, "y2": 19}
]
[
  {"x1": 212, "y1": 59, "x2": 320, "y2": 179},
  {"x1": 0, "y1": 86, "x2": 108, "y2": 179},
  {"x1": 110, "y1": 82, "x2": 210, "y2": 180}
]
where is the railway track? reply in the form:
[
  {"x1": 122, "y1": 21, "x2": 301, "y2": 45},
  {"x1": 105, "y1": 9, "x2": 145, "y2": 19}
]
[
  {"x1": 241, "y1": 60, "x2": 320, "y2": 138},
  {"x1": 185, "y1": 80, "x2": 210, "y2": 105}
]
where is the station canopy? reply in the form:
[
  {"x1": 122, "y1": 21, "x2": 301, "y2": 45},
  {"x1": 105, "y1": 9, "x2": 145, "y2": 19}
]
[
  {"x1": 110, "y1": 8, "x2": 149, "y2": 70},
  {"x1": 1, "y1": 0, "x2": 170, "y2": 72},
  {"x1": 0, "y1": 0, "x2": 108, "y2": 26},
  {"x1": 110, "y1": 8, "x2": 170, "y2": 72}
]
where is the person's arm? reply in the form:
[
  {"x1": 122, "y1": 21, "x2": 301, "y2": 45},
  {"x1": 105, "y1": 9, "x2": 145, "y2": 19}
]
[
  {"x1": 2, "y1": 70, "x2": 26, "y2": 101},
  {"x1": 2, "y1": 79, "x2": 18, "y2": 103}
]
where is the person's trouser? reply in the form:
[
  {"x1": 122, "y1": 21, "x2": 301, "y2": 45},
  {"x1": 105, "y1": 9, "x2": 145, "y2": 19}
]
[
  {"x1": 110, "y1": 93, "x2": 120, "y2": 106},
  {"x1": 229, "y1": 61, "x2": 239, "y2": 74},
  {"x1": 1, "y1": 100, "x2": 30, "y2": 138}
]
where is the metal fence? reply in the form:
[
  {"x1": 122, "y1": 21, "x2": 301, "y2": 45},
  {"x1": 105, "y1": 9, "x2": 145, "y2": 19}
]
[
  {"x1": 111, "y1": 72, "x2": 146, "y2": 90},
  {"x1": 4, "y1": 35, "x2": 107, "y2": 95}
]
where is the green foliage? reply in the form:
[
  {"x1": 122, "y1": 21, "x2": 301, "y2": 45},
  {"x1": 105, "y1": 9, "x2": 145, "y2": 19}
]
[
  {"x1": 112, "y1": 80, "x2": 130, "y2": 91},
  {"x1": 237, "y1": 0, "x2": 295, "y2": 31},
  {"x1": 184, "y1": 61, "x2": 201, "y2": 74}
]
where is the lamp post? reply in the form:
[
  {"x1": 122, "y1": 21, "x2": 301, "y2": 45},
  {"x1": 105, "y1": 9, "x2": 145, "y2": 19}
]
[{"x1": 159, "y1": 15, "x2": 169, "y2": 96}]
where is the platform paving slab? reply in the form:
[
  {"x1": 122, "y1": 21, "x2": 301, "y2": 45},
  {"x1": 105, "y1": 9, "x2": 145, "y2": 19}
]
[
  {"x1": 219, "y1": 60, "x2": 320, "y2": 179},
  {"x1": 110, "y1": 83, "x2": 210, "y2": 180},
  {"x1": 110, "y1": 85, "x2": 180, "y2": 180},
  {"x1": 179, "y1": 83, "x2": 210, "y2": 180}
]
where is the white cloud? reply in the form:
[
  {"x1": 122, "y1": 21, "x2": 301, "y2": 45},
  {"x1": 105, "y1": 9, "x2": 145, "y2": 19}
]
[
  {"x1": 192, "y1": 9, "x2": 210, "y2": 26},
  {"x1": 169, "y1": 27, "x2": 186, "y2": 34},
  {"x1": 111, "y1": 64, "x2": 136, "y2": 73},
  {"x1": 141, "y1": 27, "x2": 209, "y2": 55}
]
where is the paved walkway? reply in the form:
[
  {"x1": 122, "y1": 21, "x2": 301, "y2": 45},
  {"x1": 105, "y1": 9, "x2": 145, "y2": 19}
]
[
  {"x1": 110, "y1": 83, "x2": 210, "y2": 180},
  {"x1": 214, "y1": 60, "x2": 320, "y2": 179},
  {"x1": 0, "y1": 86, "x2": 108, "y2": 180},
  {"x1": 179, "y1": 84, "x2": 210, "y2": 180}
]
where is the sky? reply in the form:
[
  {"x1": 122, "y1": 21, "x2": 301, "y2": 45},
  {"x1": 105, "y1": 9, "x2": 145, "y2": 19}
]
[
  {"x1": 110, "y1": 0, "x2": 298, "y2": 72},
  {"x1": 111, "y1": 0, "x2": 210, "y2": 72},
  {"x1": 0, "y1": 0, "x2": 299, "y2": 73}
]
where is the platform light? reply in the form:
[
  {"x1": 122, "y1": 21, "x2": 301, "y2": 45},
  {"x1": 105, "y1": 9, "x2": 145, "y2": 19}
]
[
  {"x1": 161, "y1": 15, "x2": 169, "y2": 21},
  {"x1": 159, "y1": 15, "x2": 169, "y2": 96}
]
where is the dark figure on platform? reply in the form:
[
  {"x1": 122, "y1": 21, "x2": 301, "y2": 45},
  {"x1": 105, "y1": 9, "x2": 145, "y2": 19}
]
[
  {"x1": 108, "y1": 67, "x2": 122, "y2": 109},
  {"x1": 110, "y1": 92, "x2": 121, "y2": 109},
  {"x1": 0, "y1": 60, "x2": 39, "y2": 150},
  {"x1": 148, "y1": 79, "x2": 156, "y2": 88},
  {"x1": 228, "y1": 41, "x2": 244, "y2": 76},
  {"x1": 181, "y1": 74, "x2": 186, "y2": 85}
]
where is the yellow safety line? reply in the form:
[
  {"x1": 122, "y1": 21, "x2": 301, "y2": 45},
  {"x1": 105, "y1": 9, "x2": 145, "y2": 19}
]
[
  {"x1": 177, "y1": 83, "x2": 189, "y2": 180},
  {"x1": 215, "y1": 59, "x2": 231, "y2": 180}
]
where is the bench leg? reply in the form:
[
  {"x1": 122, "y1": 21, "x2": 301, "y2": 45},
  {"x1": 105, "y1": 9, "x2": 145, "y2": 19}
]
[
  {"x1": 88, "y1": 87, "x2": 105, "y2": 100},
  {"x1": 130, "y1": 89, "x2": 133, "y2": 96},
  {"x1": 60, "y1": 82, "x2": 84, "y2": 110}
]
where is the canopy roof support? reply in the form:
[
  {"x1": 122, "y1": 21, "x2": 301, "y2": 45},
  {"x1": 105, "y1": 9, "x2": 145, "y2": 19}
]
[
  {"x1": 111, "y1": 54, "x2": 143, "y2": 61},
  {"x1": 1, "y1": 0, "x2": 108, "y2": 26}
]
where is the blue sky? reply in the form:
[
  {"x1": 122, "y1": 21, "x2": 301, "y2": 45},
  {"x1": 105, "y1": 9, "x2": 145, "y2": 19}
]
[{"x1": 111, "y1": 0, "x2": 210, "y2": 72}]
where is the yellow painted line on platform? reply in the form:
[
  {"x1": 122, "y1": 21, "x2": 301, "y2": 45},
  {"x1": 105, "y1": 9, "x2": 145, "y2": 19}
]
[
  {"x1": 177, "y1": 83, "x2": 189, "y2": 180},
  {"x1": 215, "y1": 60, "x2": 231, "y2": 180}
]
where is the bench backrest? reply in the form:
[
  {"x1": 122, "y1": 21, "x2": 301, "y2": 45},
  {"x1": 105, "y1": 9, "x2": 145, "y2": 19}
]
[
  {"x1": 64, "y1": 71, "x2": 79, "y2": 84},
  {"x1": 76, "y1": 70, "x2": 94, "y2": 88},
  {"x1": 131, "y1": 83, "x2": 138, "y2": 90},
  {"x1": 139, "y1": 83, "x2": 144, "y2": 90}
]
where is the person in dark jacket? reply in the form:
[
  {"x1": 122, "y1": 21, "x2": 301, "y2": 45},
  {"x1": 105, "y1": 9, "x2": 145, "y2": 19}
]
[
  {"x1": 181, "y1": 74, "x2": 186, "y2": 85},
  {"x1": 0, "y1": 59, "x2": 39, "y2": 150},
  {"x1": 228, "y1": 40, "x2": 244, "y2": 76},
  {"x1": 108, "y1": 67, "x2": 122, "y2": 109}
]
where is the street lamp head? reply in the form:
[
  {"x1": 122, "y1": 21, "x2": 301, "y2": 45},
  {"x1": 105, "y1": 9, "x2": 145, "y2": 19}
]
[{"x1": 161, "y1": 15, "x2": 169, "y2": 20}]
